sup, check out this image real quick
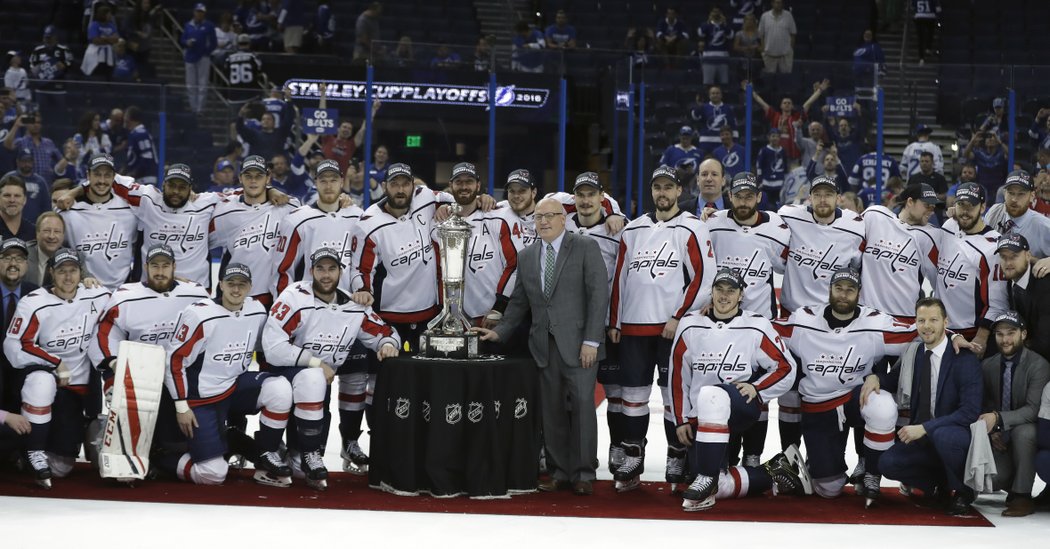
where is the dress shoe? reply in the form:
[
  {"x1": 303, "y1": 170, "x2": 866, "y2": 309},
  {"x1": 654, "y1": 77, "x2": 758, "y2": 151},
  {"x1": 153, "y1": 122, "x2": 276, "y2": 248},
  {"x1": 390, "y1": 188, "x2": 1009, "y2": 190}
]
[
  {"x1": 572, "y1": 480, "x2": 593, "y2": 496},
  {"x1": 946, "y1": 492, "x2": 975, "y2": 516},
  {"x1": 537, "y1": 478, "x2": 570, "y2": 492},
  {"x1": 1002, "y1": 496, "x2": 1035, "y2": 517}
]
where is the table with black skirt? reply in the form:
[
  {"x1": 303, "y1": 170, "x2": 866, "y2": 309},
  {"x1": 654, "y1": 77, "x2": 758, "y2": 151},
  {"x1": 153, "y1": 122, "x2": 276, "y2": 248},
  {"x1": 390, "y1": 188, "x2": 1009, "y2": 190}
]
[{"x1": 368, "y1": 355, "x2": 540, "y2": 498}]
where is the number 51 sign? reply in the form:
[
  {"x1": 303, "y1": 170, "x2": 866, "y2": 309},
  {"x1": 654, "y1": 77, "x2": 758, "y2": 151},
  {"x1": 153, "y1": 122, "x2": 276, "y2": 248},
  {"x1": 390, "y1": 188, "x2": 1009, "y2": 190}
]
[{"x1": 302, "y1": 108, "x2": 339, "y2": 135}]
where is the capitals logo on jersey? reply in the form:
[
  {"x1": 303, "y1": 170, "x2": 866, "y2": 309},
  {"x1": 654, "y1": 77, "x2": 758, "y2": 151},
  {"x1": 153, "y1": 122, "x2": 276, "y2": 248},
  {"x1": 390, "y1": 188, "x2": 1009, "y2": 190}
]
[
  {"x1": 42, "y1": 311, "x2": 94, "y2": 352},
  {"x1": 318, "y1": 233, "x2": 355, "y2": 267},
  {"x1": 718, "y1": 250, "x2": 773, "y2": 284},
  {"x1": 76, "y1": 222, "x2": 131, "y2": 261},
  {"x1": 627, "y1": 242, "x2": 680, "y2": 279},
  {"x1": 150, "y1": 216, "x2": 208, "y2": 253},
  {"x1": 233, "y1": 214, "x2": 280, "y2": 251},
  {"x1": 787, "y1": 243, "x2": 852, "y2": 280},
  {"x1": 808, "y1": 345, "x2": 867, "y2": 385},
  {"x1": 865, "y1": 237, "x2": 920, "y2": 272},
  {"x1": 391, "y1": 230, "x2": 434, "y2": 267},
  {"x1": 207, "y1": 329, "x2": 255, "y2": 369},
  {"x1": 137, "y1": 320, "x2": 180, "y2": 345},
  {"x1": 689, "y1": 342, "x2": 750, "y2": 382},
  {"x1": 300, "y1": 324, "x2": 356, "y2": 357},
  {"x1": 937, "y1": 252, "x2": 972, "y2": 288}
]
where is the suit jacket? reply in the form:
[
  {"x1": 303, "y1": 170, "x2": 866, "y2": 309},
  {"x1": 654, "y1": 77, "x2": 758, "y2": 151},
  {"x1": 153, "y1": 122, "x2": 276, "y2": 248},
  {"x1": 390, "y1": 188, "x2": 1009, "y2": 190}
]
[
  {"x1": 881, "y1": 339, "x2": 983, "y2": 434},
  {"x1": 980, "y1": 347, "x2": 1050, "y2": 431},
  {"x1": 1009, "y1": 273, "x2": 1050, "y2": 361},
  {"x1": 0, "y1": 280, "x2": 40, "y2": 343},
  {"x1": 678, "y1": 193, "x2": 730, "y2": 218},
  {"x1": 495, "y1": 230, "x2": 609, "y2": 368},
  {"x1": 26, "y1": 243, "x2": 92, "y2": 287}
]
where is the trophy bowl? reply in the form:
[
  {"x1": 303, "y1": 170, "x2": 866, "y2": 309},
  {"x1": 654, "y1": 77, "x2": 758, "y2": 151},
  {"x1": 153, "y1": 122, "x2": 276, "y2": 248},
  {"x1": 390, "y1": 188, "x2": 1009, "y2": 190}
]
[{"x1": 420, "y1": 203, "x2": 480, "y2": 359}]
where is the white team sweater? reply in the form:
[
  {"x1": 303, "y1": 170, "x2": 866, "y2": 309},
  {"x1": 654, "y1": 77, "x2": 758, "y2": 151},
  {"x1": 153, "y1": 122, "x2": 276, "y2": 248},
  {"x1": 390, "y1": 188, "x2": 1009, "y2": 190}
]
[
  {"x1": 708, "y1": 210, "x2": 790, "y2": 319},
  {"x1": 778, "y1": 204, "x2": 865, "y2": 314},
  {"x1": 274, "y1": 203, "x2": 364, "y2": 294},
  {"x1": 61, "y1": 194, "x2": 140, "y2": 289},
  {"x1": 859, "y1": 205, "x2": 941, "y2": 319}
]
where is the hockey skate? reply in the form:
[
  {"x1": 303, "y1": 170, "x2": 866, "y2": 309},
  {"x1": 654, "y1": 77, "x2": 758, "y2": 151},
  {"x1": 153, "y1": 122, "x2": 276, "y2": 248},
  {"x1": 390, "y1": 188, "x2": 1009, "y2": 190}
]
[
  {"x1": 226, "y1": 427, "x2": 256, "y2": 470},
  {"x1": 743, "y1": 454, "x2": 761, "y2": 468},
  {"x1": 764, "y1": 444, "x2": 812, "y2": 496},
  {"x1": 26, "y1": 450, "x2": 52, "y2": 489},
  {"x1": 300, "y1": 450, "x2": 328, "y2": 491},
  {"x1": 253, "y1": 451, "x2": 292, "y2": 488},
  {"x1": 665, "y1": 447, "x2": 688, "y2": 495},
  {"x1": 681, "y1": 474, "x2": 716, "y2": 511},
  {"x1": 607, "y1": 444, "x2": 625, "y2": 475},
  {"x1": 613, "y1": 442, "x2": 644, "y2": 492},
  {"x1": 341, "y1": 440, "x2": 369, "y2": 475},
  {"x1": 860, "y1": 473, "x2": 882, "y2": 509},
  {"x1": 849, "y1": 456, "x2": 866, "y2": 491}
]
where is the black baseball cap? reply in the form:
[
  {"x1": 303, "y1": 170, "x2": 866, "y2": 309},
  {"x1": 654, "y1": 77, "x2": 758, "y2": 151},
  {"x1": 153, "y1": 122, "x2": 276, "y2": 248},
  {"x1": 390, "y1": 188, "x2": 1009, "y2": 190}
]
[
  {"x1": 49, "y1": 248, "x2": 80, "y2": 269},
  {"x1": 88, "y1": 153, "x2": 115, "y2": 171},
  {"x1": 899, "y1": 183, "x2": 943, "y2": 205},
  {"x1": 221, "y1": 262, "x2": 252, "y2": 282},
  {"x1": 992, "y1": 310, "x2": 1025, "y2": 330},
  {"x1": 315, "y1": 159, "x2": 341, "y2": 177},
  {"x1": 164, "y1": 163, "x2": 192, "y2": 184},
  {"x1": 506, "y1": 169, "x2": 536, "y2": 189},
  {"x1": 145, "y1": 243, "x2": 175, "y2": 263},
  {"x1": 1004, "y1": 169, "x2": 1033, "y2": 191},
  {"x1": 810, "y1": 175, "x2": 839, "y2": 193},
  {"x1": 712, "y1": 267, "x2": 745, "y2": 290},
  {"x1": 385, "y1": 163, "x2": 412, "y2": 182},
  {"x1": 830, "y1": 267, "x2": 861, "y2": 288},
  {"x1": 573, "y1": 171, "x2": 600, "y2": 192},
  {"x1": 240, "y1": 155, "x2": 267, "y2": 174},
  {"x1": 729, "y1": 172, "x2": 759, "y2": 194},
  {"x1": 450, "y1": 162, "x2": 479, "y2": 181},
  {"x1": 650, "y1": 165, "x2": 681, "y2": 186},
  {"x1": 995, "y1": 233, "x2": 1030, "y2": 254},
  {"x1": 954, "y1": 182, "x2": 986, "y2": 205},
  {"x1": 310, "y1": 247, "x2": 342, "y2": 267},
  {"x1": 0, "y1": 238, "x2": 28, "y2": 256}
]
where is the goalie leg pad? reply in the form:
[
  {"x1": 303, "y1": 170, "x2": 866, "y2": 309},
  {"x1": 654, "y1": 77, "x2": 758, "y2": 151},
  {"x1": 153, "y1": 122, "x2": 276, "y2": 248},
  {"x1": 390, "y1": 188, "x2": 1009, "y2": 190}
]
[{"x1": 99, "y1": 342, "x2": 166, "y2": 481}]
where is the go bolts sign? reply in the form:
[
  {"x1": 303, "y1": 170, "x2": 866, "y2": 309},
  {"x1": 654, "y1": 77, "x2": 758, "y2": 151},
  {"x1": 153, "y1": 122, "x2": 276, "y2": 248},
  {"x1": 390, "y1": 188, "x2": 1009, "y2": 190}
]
[{"x1": 285, "y1": 79, "x2": 550, "y2": 109}]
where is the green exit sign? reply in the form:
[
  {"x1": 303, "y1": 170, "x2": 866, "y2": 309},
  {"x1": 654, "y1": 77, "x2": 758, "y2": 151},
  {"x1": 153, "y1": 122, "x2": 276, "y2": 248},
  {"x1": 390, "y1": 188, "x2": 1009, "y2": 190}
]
[{"x1": 405, "y1": 135, "x2": 422, "y2": 148}]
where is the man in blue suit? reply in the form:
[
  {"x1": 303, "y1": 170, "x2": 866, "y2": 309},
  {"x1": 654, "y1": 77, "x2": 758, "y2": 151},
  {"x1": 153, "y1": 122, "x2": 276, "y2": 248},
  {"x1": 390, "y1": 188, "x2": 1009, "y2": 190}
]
[{"x1": 862, "y1": 297, "x2": 983, "y2": 515}]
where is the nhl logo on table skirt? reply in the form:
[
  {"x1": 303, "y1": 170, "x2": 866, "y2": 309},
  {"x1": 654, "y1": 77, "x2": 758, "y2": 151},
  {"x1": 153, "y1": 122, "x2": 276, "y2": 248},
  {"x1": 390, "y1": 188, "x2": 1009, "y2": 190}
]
[
  {"x1": 394, "y1": 398, "x2": 410, "y2": 419},
  {"x1": 446, "y1": 403, "x2": 462, "y2": 424},
  {"x1": 514, "y1": 398, "x2": 528, "y2": 419},
  {"x1": 422, "y1": 400, "x2": 431, "y2": 422},
  {"x1": 494, "y1": 400, "x2": 501, "y2": 419},
  {"x1": 468, "y1": 402, "x2": 483, "y2": 423}
]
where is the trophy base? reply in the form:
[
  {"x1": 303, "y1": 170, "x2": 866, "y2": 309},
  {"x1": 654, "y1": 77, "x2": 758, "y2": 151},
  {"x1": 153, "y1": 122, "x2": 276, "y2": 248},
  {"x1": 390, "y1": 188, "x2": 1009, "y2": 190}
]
[{"x1": 419, "y1": 332, "x2": 480, "y2": 359}]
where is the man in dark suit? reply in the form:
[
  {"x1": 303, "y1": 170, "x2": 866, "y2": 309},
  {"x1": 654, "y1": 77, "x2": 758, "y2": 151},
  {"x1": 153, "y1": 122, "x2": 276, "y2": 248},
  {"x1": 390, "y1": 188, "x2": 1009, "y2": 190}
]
[
  {"x1": 863, "y1": 297, "x2": 983, "y2": 515},
  {"x1": 678, "y1": 157, "x2": 729, "y2": 217},
  {"x1": 474, "y1": 197, "x2": 610, "y2": 496},
  {"x1": 0, "y1": 237, "x2": 40, "y2": 413},
  {"x1": 996, "y1": 233, "x2": 1050, "y2": 361},
  {"x1": 978, "y1": 311, "x2": 1050, "y2": 517}
]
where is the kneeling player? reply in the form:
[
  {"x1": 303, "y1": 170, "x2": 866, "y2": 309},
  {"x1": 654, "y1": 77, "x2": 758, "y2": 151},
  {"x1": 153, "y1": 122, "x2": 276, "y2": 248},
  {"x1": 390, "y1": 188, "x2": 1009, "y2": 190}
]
[
  {"x1": 164, "y1": 264, "x2": 294, "y2": 486},
  {"x1": 669, "y1": 268, "x2": 807, "y2": 511},
  {"x1": 264, "y1": 248, "x2": 400, "y2": 490},
  {"x1": 3, "y1": 249, "x2": 111, "y2": 487}
]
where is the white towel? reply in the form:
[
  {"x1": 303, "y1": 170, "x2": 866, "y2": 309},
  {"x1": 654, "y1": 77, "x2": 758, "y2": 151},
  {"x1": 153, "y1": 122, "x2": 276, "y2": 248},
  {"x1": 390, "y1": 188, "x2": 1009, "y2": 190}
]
[{"x1": 964, "y1": 420, "x2": 998, "y2": 493}]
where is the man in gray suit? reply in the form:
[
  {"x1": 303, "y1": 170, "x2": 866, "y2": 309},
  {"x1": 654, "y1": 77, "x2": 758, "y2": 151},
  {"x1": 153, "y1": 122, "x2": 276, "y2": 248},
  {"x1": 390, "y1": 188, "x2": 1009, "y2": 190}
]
[
  {"x1": 474, "y1": 197, "x2": 610, "y2": 495},
  {"x1": 978, "y1": 310, "x2": 1050, "y2": 517}
]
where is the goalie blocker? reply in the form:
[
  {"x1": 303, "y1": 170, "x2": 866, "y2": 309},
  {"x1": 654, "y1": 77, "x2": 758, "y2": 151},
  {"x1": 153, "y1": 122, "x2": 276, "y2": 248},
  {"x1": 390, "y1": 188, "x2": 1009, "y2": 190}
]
[{"x1": 99, "y1": 341, "x2": 166, "y2": 481}]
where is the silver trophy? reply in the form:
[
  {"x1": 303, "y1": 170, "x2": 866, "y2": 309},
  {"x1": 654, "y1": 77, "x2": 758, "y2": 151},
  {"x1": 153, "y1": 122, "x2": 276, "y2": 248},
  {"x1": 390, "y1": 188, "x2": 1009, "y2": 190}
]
[{"x1": 420, "y1": 203, "x2": 480, "y2": 358}]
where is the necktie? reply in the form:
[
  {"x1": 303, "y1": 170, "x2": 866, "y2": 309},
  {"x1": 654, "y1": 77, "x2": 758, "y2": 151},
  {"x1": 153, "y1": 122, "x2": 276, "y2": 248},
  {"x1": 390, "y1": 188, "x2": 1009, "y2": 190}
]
[
  {"x1": 915, "y1": 350, "x2": 934, "y2": 423},
  {"x1": 705, "y1": 201, "x2": 716, "y2": 210},
  {"x1": 543, "y1": 243, "x2": 556, "y2": 299},
  {"x1": 4, "y1": 293, "x2": 16, "y2": 329},
  {"x1": 1002, "y1": 360, "x2": 1014, "y2": 412}
]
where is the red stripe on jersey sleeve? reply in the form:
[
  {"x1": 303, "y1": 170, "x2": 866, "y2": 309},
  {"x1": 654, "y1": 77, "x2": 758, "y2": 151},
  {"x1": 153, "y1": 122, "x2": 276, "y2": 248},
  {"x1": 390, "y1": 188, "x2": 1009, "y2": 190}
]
[
  {"x1": 977, "y1": 254, "x2": 991, "y2": 322},
  {"x1": 358, "y1": 237, "x2": 378, "y2": 292},
  {"x1": 608, "y1": 239, "x2": 629, "y2": 328},
  {"x1": 97, "y1": 305, "x2": 121, "y2": 360},
  {"x1": 281, "y1": 309, "x2": 303, "y2": 337},
  {"x1": 362, "y1": 317, "x2": 395, "y2": 339},
  {"x1": 20, "y1": 314, "x2": 61, "y2": 366},
  {"x1": 110, "y1": 180, "x2": 142, "y2": 207},
  {"x1": 674, "y1": 233, "x2": 705, "y2": 319},
  {"x1": 670, "y1": 336, "x2": 689, "y2": 425},
  {"x1": 882, "y1": 327, "x2": 917, "y2": 345},
  {"x1": 275, "y1": 229, "x2": 303, "y2": 294},
  {"x1": 753, "y1": 335, "x2": 792, "y2": 392},
  {"x1": 170, "y1": 323, "x2": 205, "y2": 400},
  {"x1": 495, "y1": 221, "x2": 518, "y2": 295},
  {"x1": 772, "y1": 322, "x2": 794, "y2": 338}
]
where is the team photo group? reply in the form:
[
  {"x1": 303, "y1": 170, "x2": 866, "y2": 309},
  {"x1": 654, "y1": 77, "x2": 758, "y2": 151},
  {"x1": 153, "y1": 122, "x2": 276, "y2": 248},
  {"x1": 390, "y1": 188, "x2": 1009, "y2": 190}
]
[{"x1": 0, "y1": 139, "x2": 1049, "y2": 519}]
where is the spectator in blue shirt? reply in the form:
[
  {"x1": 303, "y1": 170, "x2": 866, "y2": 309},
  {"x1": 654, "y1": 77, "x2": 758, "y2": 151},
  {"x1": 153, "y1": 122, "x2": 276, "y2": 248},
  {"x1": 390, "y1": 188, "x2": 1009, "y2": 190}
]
[
  {"x1": 511, "y1": 21, "x2": 545, "y2": 73},
  {"x1": 659, "y1": 126, "x2": 704, "y2": 187},
  {"x1": 180, "y1": 4, "x2": 217, "y2": 114},
  {"x1": 545, "y1": 10, "x2": 577, "y2": 50},
  {"x1": 1029, "y1": 108, "x2": 1050, "y2": 152},
  {"x1": 111, "y1": 39, "x2": 139, "y2": 82},
  {"x1": 756, "y1": 127, "x2": 787, "y2": 208},
  {"x1": 6, "y1": 114, "x2": 61, "y2": 185},
  {"x1": 278, "y1": 0, "x2": 306, "y2": 53},
  {"x1": 656, "y1": 7, "x2": 689, "y2": 56},
  {"x1": 712, "y1": 126, "x2": 747, "y2": 178},
  {"x1": 963, "y1": 131, "x2": 1008, "y2": 200},
  {"x1": 690, "y1": 85, "x2": 737, "y2": 156},
  {"x1": 208, "y1": 158, "x2": 238, "y2": 194},
  {"x1": 124, "y1": 106, "x2": 158, "y2": 184},
  {"x1": 309, "y1": 0, "x2": 336, "y2": 53},
  {"x1": 268, "y1": 152, "x2": 312, "y2": 201},
  {"x1": 852, "y1": 30, "x2": 884, "y2": 90},
  {"x1": 805, "y1": 145, "x2": 850, "y2": 193},
  {"x1": 697, "y1": 6, "x2": 733, "y2": 85},
  {"x1": 430, "y1": 45, "x2": 462, "y2": 69},
  {"x1": 830, "y1": 118, "x2": 864, "y2": 176},
  {"x1": 82, "y1": 4, "x2": 120, "y2": 79},
  {"x1": 2, "y1": 148, "x2": 50, "y2": 224}
]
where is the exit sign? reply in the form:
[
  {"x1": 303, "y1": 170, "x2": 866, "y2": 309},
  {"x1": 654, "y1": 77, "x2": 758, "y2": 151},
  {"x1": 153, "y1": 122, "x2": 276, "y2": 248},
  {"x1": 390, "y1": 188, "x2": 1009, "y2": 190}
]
[{"x1": 405, "y1": 135, "x2": 422, "y2": 148}]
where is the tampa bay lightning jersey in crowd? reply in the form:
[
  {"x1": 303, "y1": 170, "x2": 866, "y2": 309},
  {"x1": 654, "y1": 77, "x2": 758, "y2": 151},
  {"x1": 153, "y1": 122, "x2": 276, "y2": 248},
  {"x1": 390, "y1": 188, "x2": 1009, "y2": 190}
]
[
  {"x1": 713, "y1": 143, "x2": 747, "y2": 178},
  {"x1": 691, "y1": 102, "x2": 737, "y2": 146},
  {"x1": 659, "y1": 144, "x2": 704, "y2": 174},
  {"x1": 849, "y1": 152, "x2": 902, "y2": 188}
]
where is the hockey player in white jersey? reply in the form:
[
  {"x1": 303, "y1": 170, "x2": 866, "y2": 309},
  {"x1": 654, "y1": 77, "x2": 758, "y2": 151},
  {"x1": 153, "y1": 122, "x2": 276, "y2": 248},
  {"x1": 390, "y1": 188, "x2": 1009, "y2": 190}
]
[
  {"x1": 608, "y1": 165, "x2": 716, "y2": 492},
  {"x1": 777, "y1": 175, "x2": 865, "y2": 450},
  {"x1": 707, "y1": 171, "x2": 790, "y2": 467},
  {"x1": 164, "y1": 263, "x2": 294, "y2": 487},
  {"x1": 264, "y1": 248, "x2": 400, "y2": 489},
  {"x1": 565, "y1": 172, "x2": 623, "y2": 472},
  {"x1": 209, "y1": 155, "x2": 299, "y2": 310},
  {"x1": 60, "y1": 153, "x2": 140, "y2": 290},
  {"x1": 3, "y1": 249, "x2": 110, "y2": 487},
  {"x1": 860, "y1": 184, "x2": 941, "y2": 322},
  {"x1": 670, "y1": 268, "x2": 804, "y2": 511},
  {"x1": 935, "y1": 182, "x2": 1006, "y2": 358}
]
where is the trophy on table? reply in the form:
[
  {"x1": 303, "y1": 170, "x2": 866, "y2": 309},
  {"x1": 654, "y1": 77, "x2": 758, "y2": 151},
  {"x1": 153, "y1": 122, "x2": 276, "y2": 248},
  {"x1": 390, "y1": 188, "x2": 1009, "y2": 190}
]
[{"x1": 420, "y1": 203, "x2": 480, "y2": 359}]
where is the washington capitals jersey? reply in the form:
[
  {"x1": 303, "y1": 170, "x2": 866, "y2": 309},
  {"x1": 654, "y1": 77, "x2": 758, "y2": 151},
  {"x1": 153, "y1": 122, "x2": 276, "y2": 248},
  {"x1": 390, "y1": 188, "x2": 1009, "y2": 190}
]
[
  {"x1": 89, "y1": 281, "x2": 211, "y2": 368},
  {"x1": 860, "y1": 205, "x2": 940, "y2": 318},
  {"x1": 61, "y1": 195, "x2": 140, "y2": 289},
  {"x1": 275, "y1": 203, "x2": 364, "y2": 294},
  {"x1": 707, "y1": 210, "x2": 790, "y2": 318},
  {"x1": 166, "y1": 298, "x2": 267, "y2": 403},
  {"x1": 691, "y1": 102, "x2": 737, "y2": 145},
  {"x1": 457, "y1": 208, "x2": 518, "y2": 319},
  {"x1": 493, "y1": 203, "x2": 536, "y2": 251},
  {"x1": 669, "y1": 311, "x2": 797, "y2": 425},
  {"x1": 4, "y1": 286, "x2": 111, "y2": 386},
  {"x1": 713, "y1": 143, "x2": 747, "y2": 177},
  {"x1": 935, "y1": 220, "x2": 1007, "y2": 332},
  {"x1": 609, "y1": 211, "x2": 715, "y2": 335},
  {"x1": 659, "y1": 144, "x2": 704, "y2": 174},
  {"x1": 263, "y1": 281, "x2": 400, "y2": 368},
  {"x1": 849, "y1": 152, "x2": 902, "y2": 188},
  {"x1": 775, "y1": 305, "x2": 915, "y2": 406},
  {"x1": 209, "y1": 197, "x2": 297, "y2": 298},
  {"x1": 110, "y1": 174, "x2": 220, "y2": 287},
  {"x1": 352, "y1": 187, "x2": 452, "y2": 323},
  {"x1": 778, "y1": 205, "x2": 866, "y2": 314},
  {"x1": 565, "y1": 213, "x2": 620, "y2": 293}
]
